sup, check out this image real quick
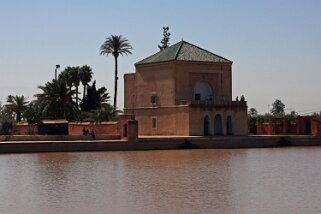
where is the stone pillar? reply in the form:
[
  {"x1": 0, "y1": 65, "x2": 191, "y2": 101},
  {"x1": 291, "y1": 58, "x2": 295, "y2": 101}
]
[{"x1": 127, "y1": 119, "x2": 138, "y2": 143}]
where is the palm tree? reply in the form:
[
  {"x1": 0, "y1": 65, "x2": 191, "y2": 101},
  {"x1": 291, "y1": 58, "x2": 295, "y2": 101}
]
[
  {"x1": 22, "y1": 101, "x2": 42, "y2": 124},
  {"x1": 35, "y1": 79, "x2": 77, "y2": 120},
  {"x1": 6, "y1": 95, "x2": 29, "y2": 122},
  {"x1": 59, "y1": 66, "x2": 80, "y2": 107},
  {"x1": 100, "y1": 35, "x2": 132, "y2": 111},
  {"x1": 70, "y1": 66, "x2": 81, "y2": 108},
  {"x1": 59, "y1": 67, "x2": 74, "y2": 90},
  {"x1": 79, "y1": 65, "x2": 93, "y2": 100}
]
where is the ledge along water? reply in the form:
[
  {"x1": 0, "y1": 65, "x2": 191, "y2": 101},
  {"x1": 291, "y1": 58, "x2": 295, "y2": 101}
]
[{"x1": 1, "y1": 135, "x2": 321, "y2": 153}]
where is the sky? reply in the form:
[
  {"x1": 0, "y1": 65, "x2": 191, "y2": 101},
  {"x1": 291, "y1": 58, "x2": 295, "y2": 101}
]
[{"x1": 0, "y1": 0, "x2": 320, "y2": 115}]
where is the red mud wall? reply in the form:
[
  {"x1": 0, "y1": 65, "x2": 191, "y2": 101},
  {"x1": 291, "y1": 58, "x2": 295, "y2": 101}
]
[
  {"x1": 68, "y1": 122, "x2": 119, "y2": 135},
  {"x1": 312, "y1": 120, "x2": 321, "y2": 137},
  {"x1": 256, "y1": 116, "x2": 321, "y2": 137},
  {"x1": 12, "y1": 115, "x2": 134, "y2": 138},
  {"x1": 13, "y1": 125, "x2": 38, "y2": 135},
  {"x1": 258, "y1": 123, "x2": 299, "y2": 135}
]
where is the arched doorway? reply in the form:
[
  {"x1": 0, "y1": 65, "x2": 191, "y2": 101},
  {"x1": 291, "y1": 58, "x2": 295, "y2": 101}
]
[
  {"x1": 226, "y1": 116, "x2": 233, "y2": 135},
  {"x1": 193, "y1": 81, "x2": 214, "y2": 101},
  {"x1": 214, "y1": 114, "x2": 223, "y2": 135},
  {"x1": 204, "y1": 115, "x2": 210, "y2": 136}
]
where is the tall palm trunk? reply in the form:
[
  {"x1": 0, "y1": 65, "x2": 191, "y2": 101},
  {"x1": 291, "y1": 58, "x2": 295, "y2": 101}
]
[
  {"x1": 76, "y1": 86, "x2": 79, "y2": 108},
  {"x1": 83, "y1": 85, "x2": 86, "y2": 100},
  {"x1": 113, "y1": 56, "x2": 118, "y2": 112},
  {"x1": 17, "y1": 112, "x2": 21, "y2": 122}
]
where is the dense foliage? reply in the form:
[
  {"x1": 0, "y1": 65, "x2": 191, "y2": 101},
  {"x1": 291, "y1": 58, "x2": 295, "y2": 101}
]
[
  {"x1": 81, "y1": 81, "x2": 110, "y2": 111},
  {"x1": 35, "y1": 79, "x2": 77, "y2": 120},
  {"x1": 6, "y1": 95, "x2": 29, "y2": 122},
  {"x1": 36, "y1": 65, "x2": 119, "y2": 122},
  {"x1": 248, "y1": 108, "x2": 258, "y2": 134},
  {"x1": 0, "y1": 103, "x2": 14, "y2": 135},
  {"x1": 271, "y1": 99, "x2": 285, "y2": 116}
]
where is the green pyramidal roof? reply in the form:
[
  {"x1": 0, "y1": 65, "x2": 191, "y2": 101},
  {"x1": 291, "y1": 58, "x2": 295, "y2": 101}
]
[{"x1": 136, "y1": 40, "x2": 232, "y2": 65}]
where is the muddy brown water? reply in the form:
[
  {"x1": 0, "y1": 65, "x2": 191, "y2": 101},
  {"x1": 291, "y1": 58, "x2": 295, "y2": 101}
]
[{"x1": 1, "y1": 148, "x2": 321, "y2": 214}]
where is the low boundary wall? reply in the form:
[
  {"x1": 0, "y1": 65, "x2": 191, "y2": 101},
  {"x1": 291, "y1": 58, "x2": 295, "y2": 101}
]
[
  {"x1": 0, "y1": 134, "x2": 120, "y2": 142},
  {"x1": 12, "y1": 115, "x2": 134, "y2": 138},
  {"x1": 0, "y1": 135, "x2": 321, "y2": 154}
]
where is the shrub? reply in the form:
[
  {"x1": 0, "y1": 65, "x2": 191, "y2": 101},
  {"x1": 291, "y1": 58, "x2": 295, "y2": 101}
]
[
  {"x1": 0, "y1": 116, "x2": 14, "y2": 135},
  {"x1": 0, "y1": 103, "x2": 14, "y2": 135}
]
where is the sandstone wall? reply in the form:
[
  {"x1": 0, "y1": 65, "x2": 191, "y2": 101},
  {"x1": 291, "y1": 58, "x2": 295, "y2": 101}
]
[{"x1": 126, "y1": 106, "x2": 189, "y2": 136}]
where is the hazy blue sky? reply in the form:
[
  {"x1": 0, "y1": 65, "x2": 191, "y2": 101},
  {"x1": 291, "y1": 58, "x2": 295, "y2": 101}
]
[{"x1": 0, "y1": 0, "x2": 320, "y2": 114}]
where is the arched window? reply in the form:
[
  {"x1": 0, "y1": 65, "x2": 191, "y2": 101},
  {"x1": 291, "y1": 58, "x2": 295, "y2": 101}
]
[
  {"x1": 226, "y1": 116, "x2": 233, "y2": 135},
  {"x1": 193, "y1": 81, "x2": 213, "y2": 101},
  {"x1": 204, "y1": 115, "x2": 210, "y2": 136},
  {"x1": 214, "y1": 114, "x2": 223, "y2": 136}
]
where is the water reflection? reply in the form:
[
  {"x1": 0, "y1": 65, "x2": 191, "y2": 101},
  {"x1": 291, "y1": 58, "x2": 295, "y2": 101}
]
[{"x1": 0, "y1": 148, "x2": 321, "y2": 213}]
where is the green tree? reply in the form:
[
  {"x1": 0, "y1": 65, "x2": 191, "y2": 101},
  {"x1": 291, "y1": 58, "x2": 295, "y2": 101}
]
[
  {"x1": 93, "y1": 103, "x2": 116, "y2": 122},
  {"x1": 78, "y1": 103, "x2": 116, "y2": 123},
  {"x1": 35, "y1": 79, "x2": 77, "y2": 120},
  {"x1": 248, "y1": 107, "x2": 258, "y2": 134},
  {"x1": 0, "y1": 102, "x2": 14, "y2": 135},
  {"x1": 59, "y1": 66, "x2": 81, "y2": 107},
  {"x1": 22, "y1": 101, "x2": 42, "y2": 124},
  {"x1": 59, "y1": 67, "x2": 74, "y2": 90},
  {"x1": 100, "y1": 35, "x2": 132, "y2": 112},
  {"x1": 5, "y1": 95, "x2": 29, "y2": 122},
  {"x1": 271, "y1": 99, "x2": 285, "y2": 116},
  {"x1": 81, "y1": 81, "x2": 110, "y2": 111},
  {"x1": 158, "y1": 26, "x2": 171, "y2": 50},
  {"x1": 286, "y1": 110, "x2": 298, "y2": 124},
  {"x1": 79, "y1": 65, "x2": 93, "y2": 100},
  {"x1": 248, "y1": 108, "x2": 258, "y2": 117}
]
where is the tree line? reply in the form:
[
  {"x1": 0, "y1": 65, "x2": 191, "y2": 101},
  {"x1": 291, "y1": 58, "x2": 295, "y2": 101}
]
[
  {"x1": 0, "y1": 64, "x2": 114, "y2": 132},
  {"x1": 0, "y1": 27, "x2": 172, "y2": 134},
  {"x1": 0, "y1": 34, "x2": 133, "y2": 135},
  {"x1": 248, "y1": 99, "x2": 321, "y2": 134}
]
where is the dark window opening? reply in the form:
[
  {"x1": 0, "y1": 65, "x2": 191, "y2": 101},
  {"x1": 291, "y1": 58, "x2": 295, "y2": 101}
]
[
  {"x1": 195, "y1": 93, "x2": 201, "y2": 101},
  {"x1": 204, "y1": 116, "x2": 210, "y2": 136},
  {"x1": 305, "y1": 120, "x2": 311, "y2": 135},
  {"x1": 152, "y1": 117, "x2": 157, "y2": 129},
  {"x1": 151, "y1": 95, "x2": 157, "y2": 105}
]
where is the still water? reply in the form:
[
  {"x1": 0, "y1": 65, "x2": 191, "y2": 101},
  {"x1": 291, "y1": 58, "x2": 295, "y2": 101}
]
[{"x1": 1, "y1": 148, "x2": 321, "y2": 214}]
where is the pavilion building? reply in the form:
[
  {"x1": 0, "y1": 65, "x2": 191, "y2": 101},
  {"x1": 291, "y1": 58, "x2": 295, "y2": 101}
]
[{"x1": 124, "y1": 41, "x2": 248, "y2": 136}]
